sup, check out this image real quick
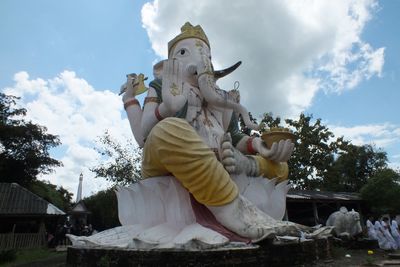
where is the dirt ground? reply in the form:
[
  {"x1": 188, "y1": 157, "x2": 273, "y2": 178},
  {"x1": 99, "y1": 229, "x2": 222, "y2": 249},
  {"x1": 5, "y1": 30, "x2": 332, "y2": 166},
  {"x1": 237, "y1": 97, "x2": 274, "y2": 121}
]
[{"x1": 313, "y1": 247, "x2": 399, "y2": 267}]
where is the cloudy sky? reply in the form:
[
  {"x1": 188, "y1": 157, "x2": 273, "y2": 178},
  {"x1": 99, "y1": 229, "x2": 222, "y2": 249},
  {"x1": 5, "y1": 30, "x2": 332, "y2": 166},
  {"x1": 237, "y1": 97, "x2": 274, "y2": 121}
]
[{"x1": 1, "y1": 0, "x2": 399, "y2": 198}]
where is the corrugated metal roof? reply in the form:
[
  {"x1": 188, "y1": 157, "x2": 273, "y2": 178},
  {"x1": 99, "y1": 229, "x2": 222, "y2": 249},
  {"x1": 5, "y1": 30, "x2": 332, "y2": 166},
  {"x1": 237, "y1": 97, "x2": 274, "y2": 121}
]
[
  {"x1": 287, "y1": 189, "x2": 361, "y2": 201},
  {"x1": 0, "y1": 183, "x2": 65, "y2": 215}
]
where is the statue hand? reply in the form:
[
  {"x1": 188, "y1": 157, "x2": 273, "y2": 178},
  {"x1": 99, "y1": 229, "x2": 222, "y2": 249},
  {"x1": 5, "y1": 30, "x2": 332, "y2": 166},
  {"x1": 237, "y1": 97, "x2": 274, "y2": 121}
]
[
  {"x1": 252, "y1": 137, "x2": 294, "y2": 162},
  {"x1": 220, "y1": 133, "x2": 236, "y2": 174},
  {"x1": 122, "y1": 74, "x2": 139, "y2": 102},
  {"x1": 160, "y1": 59, "x2": 187, "y2": 116}
]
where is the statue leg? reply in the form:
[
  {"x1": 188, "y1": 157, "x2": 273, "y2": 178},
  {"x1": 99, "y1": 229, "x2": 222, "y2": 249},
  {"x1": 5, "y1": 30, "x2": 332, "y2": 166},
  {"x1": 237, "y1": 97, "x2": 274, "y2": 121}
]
[
  {"x1": 142, "y1": 117, "x2": 238, "y2": 206},
  {"x1": 141, "y1": 118, "x2": 296, "y2": 240}
]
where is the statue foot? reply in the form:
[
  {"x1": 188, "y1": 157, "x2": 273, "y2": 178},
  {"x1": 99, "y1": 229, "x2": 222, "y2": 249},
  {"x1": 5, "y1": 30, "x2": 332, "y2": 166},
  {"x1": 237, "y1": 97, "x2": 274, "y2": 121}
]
[{"x1": 207, "y1": 195, "x2": 278, "y2": 241}]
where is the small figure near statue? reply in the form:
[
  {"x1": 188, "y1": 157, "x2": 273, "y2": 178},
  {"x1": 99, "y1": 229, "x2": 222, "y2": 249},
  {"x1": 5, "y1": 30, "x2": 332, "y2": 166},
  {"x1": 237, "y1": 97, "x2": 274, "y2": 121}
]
[{"x1": 326, "y1": 206, "x2": 362, "y2": 239}]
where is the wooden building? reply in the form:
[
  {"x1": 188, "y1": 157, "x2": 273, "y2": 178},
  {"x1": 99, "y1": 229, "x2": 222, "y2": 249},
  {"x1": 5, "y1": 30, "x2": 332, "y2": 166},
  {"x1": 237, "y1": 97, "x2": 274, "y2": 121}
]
[
  {"x1": 286, "y1": 189, "x2": 363, "y2": 226},
  {"x1": 0, "y1": 183, "x2": 65, "y2": 249}
]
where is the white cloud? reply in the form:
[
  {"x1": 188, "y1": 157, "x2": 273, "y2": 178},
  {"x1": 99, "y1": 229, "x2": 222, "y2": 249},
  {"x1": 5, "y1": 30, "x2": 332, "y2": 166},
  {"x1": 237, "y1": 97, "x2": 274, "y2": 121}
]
[
  {"x1": 329, "y1": 122, "x2": 400, "y2": 169},
  {"x1": 141, "y1": 0, "x2": 384, "y2": 118},
  {"x1": 330, "y1": 123, "x2": 400, "y2": 146},
  {"x1": 3, "y1": 71, "x2": 134, "y2": 199}
]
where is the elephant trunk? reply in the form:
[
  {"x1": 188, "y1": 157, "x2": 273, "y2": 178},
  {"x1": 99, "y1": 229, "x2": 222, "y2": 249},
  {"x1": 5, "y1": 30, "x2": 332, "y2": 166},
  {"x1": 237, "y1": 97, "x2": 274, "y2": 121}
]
[{"x1": 196, "y1": 70, "x2": 259, "y2": 130}]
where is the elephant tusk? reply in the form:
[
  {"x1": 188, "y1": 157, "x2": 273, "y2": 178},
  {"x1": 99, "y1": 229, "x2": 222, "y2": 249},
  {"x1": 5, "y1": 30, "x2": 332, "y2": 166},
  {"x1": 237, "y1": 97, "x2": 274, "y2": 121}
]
[{"x1": 213, "y1": 61, "x2": 242, "y2": 79}]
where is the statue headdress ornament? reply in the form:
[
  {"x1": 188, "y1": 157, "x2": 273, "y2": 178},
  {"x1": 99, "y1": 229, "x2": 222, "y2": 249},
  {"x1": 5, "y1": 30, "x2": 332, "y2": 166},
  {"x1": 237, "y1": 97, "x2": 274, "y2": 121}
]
[{"x1": 168, "y1": 22, "x2": 210, "y2": 55}]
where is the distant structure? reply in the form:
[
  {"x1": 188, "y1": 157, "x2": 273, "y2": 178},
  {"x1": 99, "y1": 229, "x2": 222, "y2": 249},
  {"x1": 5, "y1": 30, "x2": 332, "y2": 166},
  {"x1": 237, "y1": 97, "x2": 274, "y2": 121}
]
[
  {"x1": 76, "y1": 173, "x2": 83, "y2": 203},
  {"x1": 69, "y1": 173, "x2": 90, "y2": 235}
]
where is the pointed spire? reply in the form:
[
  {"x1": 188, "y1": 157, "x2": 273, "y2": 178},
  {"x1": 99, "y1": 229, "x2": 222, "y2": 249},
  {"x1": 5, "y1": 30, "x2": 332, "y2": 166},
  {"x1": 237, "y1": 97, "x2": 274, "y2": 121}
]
[{"x1": 76, "y1": 173, "x2": 83, "y2": 203}]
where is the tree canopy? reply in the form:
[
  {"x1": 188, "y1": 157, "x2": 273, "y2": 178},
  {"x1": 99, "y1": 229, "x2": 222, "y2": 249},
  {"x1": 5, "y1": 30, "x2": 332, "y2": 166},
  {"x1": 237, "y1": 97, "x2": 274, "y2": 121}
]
[
  {"x1": 29, "y1": 180, "x2": 73, "y2": 212},
  {"x1": 90, "y1": 131, "x2": 142, "y2": 185},
  {"x1": 360, "y1": 168, "x2": 400, "y2": 215},
  {"x1": 324, "y1": 144, "x2": 387, "y2": 192},
  {"x1": 0, "y1": 93, "x2": 62, "y2": 186},
  {"x1": 84, "y1": 188, "x2": 120, "y2": 231}
]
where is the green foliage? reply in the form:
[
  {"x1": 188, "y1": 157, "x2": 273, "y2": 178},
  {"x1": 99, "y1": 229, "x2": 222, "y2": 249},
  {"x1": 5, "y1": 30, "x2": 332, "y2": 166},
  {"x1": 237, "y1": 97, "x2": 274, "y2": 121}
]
[
  {"x1": 91, "y1": 131, "x2": 142, "y2": 186},
  {"x1": 84, "y1": 188, "x2": 120, "y2": 231},
  {"x1": 324, "y1": 144, "x2": 387, "y2": 192},
  {"x1": 28, "y1": 180, "x2": 73, "y2": 212},
  {"x1": 260, "y1": 113, "x2": 349, "y2": 189},
  {"x1": 285, "y1": 113, "x2": 349, "y2": 189},
  {"x1": 360, "y1": 168, "x2": 400, "y2": 214},
  {"x1": 0, "y1": 93, "x2": 62, "y2": 186}
]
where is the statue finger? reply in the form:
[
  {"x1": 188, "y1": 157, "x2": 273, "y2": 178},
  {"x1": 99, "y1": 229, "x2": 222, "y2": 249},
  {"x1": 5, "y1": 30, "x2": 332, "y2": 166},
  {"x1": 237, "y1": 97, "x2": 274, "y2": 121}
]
[
  {"x1": 274, "y1": 140, "x2": 289, "y2": 162},
  {"x1": 259, "y1": 141, "x2": 275, "y2": 159},
  {"x1": 222, "y1": 149, "x2": 234, "y2": 158},
  {"x1": 221, "y1": 133, "x2": 232, "y2": 144},
  {"x1": 222, "y1": 158, "x2": 235, "y2": 166},
  {"x1": 268, "y1": 141, "x2": 281, "y2": 161},
  {"x1": 177, "y1": 61, "x2": 184, "y2": 86},
  {"x1": 225, "y1": 166, "x2": 236, "y2": 174},
  {"x1": 280, "y1": 140, "x2": 294, "y2": 162}
]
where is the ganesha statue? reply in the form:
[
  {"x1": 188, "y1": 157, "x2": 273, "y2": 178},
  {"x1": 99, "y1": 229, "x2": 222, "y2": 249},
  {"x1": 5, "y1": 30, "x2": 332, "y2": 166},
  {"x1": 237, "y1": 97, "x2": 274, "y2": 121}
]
[{"x1": 68, "y1": 22, "x2": 329, "y2": 249}]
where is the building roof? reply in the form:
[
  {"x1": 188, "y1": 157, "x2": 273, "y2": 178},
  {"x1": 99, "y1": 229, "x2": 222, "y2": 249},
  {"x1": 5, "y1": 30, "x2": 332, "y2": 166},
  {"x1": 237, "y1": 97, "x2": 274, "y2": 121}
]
[
  {"x1": 70, "y1": 200, "x2": 90, "y2": 214},
  {"x1": 287, "y1": 189, "x2": 361, "y2": 202},
  {"x1": 0, "y1": 183, "x2": 65, "y2": 216}
]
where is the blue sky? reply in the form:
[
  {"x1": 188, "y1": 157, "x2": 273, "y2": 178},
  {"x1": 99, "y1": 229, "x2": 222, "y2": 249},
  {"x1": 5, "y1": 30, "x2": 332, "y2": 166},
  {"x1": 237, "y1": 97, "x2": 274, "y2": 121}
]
[{"x1": 1, "y1": 0, "x2": 399, "y2": 196}]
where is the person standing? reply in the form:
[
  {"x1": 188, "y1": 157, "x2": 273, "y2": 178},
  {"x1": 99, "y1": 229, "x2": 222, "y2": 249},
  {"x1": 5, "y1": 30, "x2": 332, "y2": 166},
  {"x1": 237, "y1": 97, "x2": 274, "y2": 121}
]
[
  {"x1": 366, "y1": 216, "x2": 378, "y2": 240},
  {"x1": 382, "y1": 217, "x2": 397, "y2": 250},
  {"x1": 375, "y1": 219, "x2": 392, "y2": 250},
  {"x1": 390, "y1": 216, "x2": 400, "y2": 249}
]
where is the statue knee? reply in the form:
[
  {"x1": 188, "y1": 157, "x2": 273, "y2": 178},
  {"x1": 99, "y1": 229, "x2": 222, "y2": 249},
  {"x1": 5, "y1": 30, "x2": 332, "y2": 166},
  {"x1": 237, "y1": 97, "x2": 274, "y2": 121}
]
[{"x1": 147, "y1": 117, "x2": 195, "y2": 147}]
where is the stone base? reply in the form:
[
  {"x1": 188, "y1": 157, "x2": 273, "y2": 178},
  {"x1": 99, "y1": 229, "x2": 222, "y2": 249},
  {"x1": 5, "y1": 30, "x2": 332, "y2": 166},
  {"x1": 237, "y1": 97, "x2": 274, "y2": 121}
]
[{"x1": 66, "y1": 238, "x2": 332, "y2": 267}]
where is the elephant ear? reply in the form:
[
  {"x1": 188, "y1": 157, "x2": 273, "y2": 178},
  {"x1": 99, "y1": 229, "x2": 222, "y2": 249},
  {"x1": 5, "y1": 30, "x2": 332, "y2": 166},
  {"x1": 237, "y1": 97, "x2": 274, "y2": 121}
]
[{"x1": 153, "y1": 60, "x2": 165, "y2": 80}]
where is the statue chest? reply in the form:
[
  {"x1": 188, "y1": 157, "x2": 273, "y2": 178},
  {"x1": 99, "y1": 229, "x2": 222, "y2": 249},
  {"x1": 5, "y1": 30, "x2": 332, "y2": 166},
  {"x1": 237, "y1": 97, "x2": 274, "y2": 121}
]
[{"x1": 183, "y1": 86, "x2": 225, "y2": 149}]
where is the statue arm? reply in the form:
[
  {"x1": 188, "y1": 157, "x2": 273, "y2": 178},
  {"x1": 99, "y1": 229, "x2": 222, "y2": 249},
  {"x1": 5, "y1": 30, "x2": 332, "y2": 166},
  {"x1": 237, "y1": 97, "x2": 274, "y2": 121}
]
[
  {"x1": 226, "y1": 111, "x2": 294, "y2": 162},
  {"x1": 141, "y1": 86, "x2": 161, "y2": 140},
  {"x1": 226, "y1": 112, "x2": 247, "y2": 148},
  {"x1": 122, "y1": 74, "x2": 145, "y2": 147},
  {"x1": 124, "y1": 97, "x2": 144, "y2": 147}
]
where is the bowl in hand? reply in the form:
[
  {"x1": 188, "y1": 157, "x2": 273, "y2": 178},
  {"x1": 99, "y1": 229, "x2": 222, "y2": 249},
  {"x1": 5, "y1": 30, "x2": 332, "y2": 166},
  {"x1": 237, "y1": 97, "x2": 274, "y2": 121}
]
[{"x1": 261, "y1": 128, "x2": 297, "y2": 148}]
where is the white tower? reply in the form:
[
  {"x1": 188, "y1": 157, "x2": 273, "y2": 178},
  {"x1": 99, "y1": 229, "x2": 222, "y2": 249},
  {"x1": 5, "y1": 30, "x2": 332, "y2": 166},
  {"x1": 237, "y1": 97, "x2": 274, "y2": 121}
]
[{"x1": 76, "y1": 173, "x2": 83, "y2": 203}]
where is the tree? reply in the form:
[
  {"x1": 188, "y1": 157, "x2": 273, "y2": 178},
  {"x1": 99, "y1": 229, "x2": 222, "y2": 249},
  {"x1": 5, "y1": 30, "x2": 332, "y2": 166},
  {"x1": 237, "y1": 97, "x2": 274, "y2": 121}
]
[
  {"x1": 29, "y1": 180, "x2": 73, "y2": 211},
  {"x1": 360, "y1": 168, "x2": 400, "y2": 215},
  {"x1": 259, "y1": 113, "x2": 349, "y2": 189},
  {"x1": 84, "y1": 188, "x2": 120, "y2": 231},
  {"x1": 91, "y1": 131, "x2": 142, "y2": 185},
  {"x1": 323, "y1": 144, "x2": 387, "y2": 192},
  {"x1": 0, "y1": 93, "x2": 62, "y2": 185}
]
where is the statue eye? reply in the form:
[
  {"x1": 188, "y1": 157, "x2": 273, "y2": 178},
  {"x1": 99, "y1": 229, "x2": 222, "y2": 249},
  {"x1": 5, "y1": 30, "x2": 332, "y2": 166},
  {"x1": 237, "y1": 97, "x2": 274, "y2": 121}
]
[{"x1": 176, "y1": 48, "x2": 189, "y2": 57}]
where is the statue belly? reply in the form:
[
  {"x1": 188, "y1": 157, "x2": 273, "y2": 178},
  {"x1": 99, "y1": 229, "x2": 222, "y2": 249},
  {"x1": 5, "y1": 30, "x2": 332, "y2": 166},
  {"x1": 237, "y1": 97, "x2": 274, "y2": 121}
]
[
  {"x1": 186, "y1": 105, "x2": 225, "y2": 149},
  {"x1": 185, "y1": 87, "x2": 225, "y2": 149}
]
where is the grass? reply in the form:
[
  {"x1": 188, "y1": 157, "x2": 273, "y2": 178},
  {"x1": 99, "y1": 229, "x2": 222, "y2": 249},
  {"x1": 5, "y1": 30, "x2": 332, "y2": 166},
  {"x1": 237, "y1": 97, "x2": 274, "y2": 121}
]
[{"x1": 0, "y1": 248, "x2": 65, "y2": 267}]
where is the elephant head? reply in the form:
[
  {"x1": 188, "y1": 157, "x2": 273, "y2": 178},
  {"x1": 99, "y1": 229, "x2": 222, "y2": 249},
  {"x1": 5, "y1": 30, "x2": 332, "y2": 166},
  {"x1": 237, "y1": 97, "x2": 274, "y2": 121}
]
[{"x1": 167, "y1": 22, "x2": 259, "y2": 130}]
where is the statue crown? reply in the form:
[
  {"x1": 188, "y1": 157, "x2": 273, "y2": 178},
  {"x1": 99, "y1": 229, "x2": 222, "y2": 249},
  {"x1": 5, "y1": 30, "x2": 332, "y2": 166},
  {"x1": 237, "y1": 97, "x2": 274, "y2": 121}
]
[{"x1": 168, "y1": 22, "x2": 210, "y2": 55}]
